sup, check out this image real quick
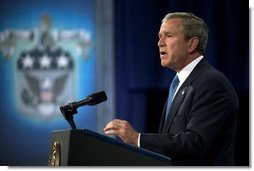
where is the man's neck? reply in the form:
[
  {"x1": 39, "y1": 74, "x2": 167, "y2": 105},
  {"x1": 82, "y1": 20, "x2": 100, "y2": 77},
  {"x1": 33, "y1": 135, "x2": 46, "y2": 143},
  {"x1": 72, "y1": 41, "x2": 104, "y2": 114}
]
[{"x1": 176, "y1": 53, "x2": 202, "y2": 73}]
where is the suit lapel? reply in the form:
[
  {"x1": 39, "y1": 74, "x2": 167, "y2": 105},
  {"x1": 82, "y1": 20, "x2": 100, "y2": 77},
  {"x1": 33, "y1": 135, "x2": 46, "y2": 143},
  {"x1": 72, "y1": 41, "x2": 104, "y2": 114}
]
[{"x1": 161, "y1": 58, "x2": 209, "y2": 133}]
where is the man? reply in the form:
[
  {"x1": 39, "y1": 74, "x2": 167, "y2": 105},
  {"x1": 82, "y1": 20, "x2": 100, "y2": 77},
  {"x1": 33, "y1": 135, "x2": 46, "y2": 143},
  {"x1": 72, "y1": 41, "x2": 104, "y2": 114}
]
[{"x1": 104, "y1": 12, "x2": 239, "y2": 166}]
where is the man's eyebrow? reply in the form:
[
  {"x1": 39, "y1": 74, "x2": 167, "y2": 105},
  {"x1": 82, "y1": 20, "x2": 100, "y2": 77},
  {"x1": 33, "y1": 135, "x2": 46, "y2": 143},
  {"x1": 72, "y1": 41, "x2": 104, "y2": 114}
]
[{"x1": 158, "y1": 31, "x2": 173, "y2": 36}]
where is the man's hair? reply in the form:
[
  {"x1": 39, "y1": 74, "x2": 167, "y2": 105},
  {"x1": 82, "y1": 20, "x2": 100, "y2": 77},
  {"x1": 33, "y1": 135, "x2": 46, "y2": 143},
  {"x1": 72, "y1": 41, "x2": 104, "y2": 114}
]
[{"x1": 162, "y1": 12, "x2": 209, "y2": 54}]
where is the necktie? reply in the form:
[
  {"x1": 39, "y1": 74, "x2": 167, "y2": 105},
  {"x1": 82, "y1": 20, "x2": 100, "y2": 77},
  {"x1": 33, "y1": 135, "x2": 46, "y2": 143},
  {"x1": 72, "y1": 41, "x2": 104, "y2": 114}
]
[{"x1": 165, "y1": 75, "x2": 180, "y2": 121}]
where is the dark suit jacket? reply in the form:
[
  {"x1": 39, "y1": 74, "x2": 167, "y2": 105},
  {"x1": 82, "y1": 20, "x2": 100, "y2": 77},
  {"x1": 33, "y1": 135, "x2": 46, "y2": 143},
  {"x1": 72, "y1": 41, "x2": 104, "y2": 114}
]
[{"x1": 140, "y1": 58, "x2": 239, "y2": 166}]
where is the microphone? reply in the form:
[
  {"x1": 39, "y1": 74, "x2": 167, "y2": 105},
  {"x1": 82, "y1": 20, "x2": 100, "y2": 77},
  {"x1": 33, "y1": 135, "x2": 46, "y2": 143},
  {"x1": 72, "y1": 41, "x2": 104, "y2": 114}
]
[
  {"x1": 60, "y1": 91, "x2": 107, "y2": 113},
  {"x1": 70, "y1": 91, "x2": 107, "y2": 108},
  {"x1": 60, "y1": 91, "x2": 107, "y2": 129},
  {"x1": 60, "y1": 91, "x2": 107, "y2": 120}
]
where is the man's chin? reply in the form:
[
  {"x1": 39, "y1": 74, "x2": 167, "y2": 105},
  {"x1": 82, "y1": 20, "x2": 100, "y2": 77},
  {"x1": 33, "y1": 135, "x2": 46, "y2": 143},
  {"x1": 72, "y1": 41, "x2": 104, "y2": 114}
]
[
  {"x1": 161, "y1": 61, "x2": 174, "y2": 70},
  {"x1": 161, "y1": 61, "x2": 168, "y2": 67}
]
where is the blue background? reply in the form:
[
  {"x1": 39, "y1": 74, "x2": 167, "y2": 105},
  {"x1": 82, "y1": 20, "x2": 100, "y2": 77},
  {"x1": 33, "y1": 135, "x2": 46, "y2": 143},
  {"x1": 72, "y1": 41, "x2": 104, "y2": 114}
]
[{"x1": 0, "y1": 0, "x2": 97, "y2": 165}]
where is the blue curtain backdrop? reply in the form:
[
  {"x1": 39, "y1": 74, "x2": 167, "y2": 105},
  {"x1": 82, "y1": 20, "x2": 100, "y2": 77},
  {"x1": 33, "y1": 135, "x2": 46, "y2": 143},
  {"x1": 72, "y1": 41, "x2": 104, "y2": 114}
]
[
  {"x1": 0, "y1": 0, "x2": 97, "y2": 165},
  {"x1": 113, "y1": 0, "x2": 249, "y2": 165}
]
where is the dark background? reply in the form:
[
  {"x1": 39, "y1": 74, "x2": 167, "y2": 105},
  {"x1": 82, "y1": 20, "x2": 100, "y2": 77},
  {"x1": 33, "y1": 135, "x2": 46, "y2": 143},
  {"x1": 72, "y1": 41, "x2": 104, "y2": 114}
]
[{"x1": 113, "y1": 0, "x2": 249, "y2": 166}]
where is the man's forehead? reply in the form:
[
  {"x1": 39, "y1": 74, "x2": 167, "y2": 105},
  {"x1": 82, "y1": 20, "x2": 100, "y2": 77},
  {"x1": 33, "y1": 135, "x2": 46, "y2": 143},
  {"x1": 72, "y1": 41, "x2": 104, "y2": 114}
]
[{"x1": 159, "y1": 19, "x2": 182, "y2": 33}]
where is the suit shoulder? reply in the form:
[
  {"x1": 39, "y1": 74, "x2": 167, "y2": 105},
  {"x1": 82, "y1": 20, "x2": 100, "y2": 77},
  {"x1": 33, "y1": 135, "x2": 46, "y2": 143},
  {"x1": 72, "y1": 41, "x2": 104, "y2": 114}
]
[
  {"x1": 192, "y1": 62, "x2": 239, "y2": 106},
  {"x1": 193, "y1": 60, "x2": 231, "y2": 86},
  {"x1": 204, "y1": 66, "x2": 231, "y2": 84}
]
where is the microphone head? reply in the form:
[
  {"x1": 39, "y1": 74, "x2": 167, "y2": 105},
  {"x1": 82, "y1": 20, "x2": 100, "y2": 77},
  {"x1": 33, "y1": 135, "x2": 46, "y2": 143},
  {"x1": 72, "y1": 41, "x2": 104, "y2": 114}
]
[{"x1": 89, "y1": 91, "x2": 107, "y2": 106}]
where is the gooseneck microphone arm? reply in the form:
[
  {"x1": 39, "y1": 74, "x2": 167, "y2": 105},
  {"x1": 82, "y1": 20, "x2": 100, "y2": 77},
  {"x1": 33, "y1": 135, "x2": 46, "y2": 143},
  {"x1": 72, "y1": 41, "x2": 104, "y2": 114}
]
[
  {"x1": 59, "y1": 91, "x2": 107, "y2": 129},
  {"x1": 60, "y1": 105, "x2": 78, "y2": 129}
]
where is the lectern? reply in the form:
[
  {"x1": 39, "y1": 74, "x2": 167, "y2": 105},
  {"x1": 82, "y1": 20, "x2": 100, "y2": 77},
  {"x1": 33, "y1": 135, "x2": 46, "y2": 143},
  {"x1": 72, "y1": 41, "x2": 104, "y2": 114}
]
[{"x1": 48, "y1": 129, "x2": 172, "y2": 166}]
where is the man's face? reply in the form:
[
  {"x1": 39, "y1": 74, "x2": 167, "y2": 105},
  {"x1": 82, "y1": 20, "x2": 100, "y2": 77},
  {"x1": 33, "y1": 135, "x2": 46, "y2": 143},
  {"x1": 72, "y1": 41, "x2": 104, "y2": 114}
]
[{"x1": 158, "y1": 18, "x2": 189, "y2": 72}]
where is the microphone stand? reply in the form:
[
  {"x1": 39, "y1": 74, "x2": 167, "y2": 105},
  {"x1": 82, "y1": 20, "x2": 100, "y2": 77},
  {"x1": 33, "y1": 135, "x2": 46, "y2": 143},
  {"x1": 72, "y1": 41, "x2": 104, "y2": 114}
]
[{"x1": 60, "y1": 104, "x2": 77, "y2": 129}]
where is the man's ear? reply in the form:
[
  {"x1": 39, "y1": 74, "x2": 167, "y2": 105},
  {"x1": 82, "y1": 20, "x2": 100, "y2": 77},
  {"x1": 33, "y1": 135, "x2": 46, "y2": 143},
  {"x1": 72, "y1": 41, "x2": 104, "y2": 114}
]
[{"x1": 188, "y1": 37, "x2": 199, "y2": 53}]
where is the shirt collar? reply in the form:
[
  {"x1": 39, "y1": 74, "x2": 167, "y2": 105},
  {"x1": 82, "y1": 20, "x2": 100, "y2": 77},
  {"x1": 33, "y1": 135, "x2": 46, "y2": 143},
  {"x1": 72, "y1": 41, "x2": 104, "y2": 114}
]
[{"x1": 177, "y1": 55, "x2": 204, "y2": 85}]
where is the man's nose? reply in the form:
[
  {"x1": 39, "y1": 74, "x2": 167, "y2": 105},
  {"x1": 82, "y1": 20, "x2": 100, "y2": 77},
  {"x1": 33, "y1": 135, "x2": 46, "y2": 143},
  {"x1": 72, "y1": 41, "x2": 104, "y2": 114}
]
[{"x1": 157, "y1": 37, "x2": 165, "y2": 47}]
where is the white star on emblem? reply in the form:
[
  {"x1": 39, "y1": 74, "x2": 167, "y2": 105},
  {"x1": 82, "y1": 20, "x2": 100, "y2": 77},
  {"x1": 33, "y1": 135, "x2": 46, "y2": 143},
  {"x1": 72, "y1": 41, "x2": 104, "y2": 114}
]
[
  {"x1": 57, "y1": 54, "x2": 69, "y2": 68},
  {"x1": 40, "y1": 54, "x2": 51, "y2": 68},
  {"x1": 22, "y1": 54, "x2": 34, "y2": 69}
]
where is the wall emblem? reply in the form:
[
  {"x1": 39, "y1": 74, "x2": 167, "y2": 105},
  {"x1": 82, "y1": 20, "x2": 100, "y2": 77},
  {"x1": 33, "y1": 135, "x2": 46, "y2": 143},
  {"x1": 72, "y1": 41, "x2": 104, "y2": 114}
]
[{"x1": 0, "y1": 14, "x2": 92, "y2": 120}]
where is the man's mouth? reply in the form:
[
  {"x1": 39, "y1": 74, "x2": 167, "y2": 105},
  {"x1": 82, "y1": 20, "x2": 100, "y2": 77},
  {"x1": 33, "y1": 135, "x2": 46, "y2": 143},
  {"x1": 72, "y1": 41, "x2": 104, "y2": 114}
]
[{"x1": 160, "y1": 51, "x2": 167, "y2": 56}]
